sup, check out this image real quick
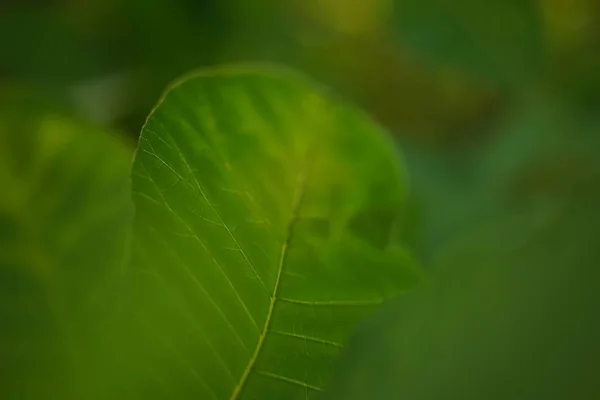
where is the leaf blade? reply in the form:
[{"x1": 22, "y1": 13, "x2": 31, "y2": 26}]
[{"x1": 127, "y1": 65, "x2": 420, "y2": 399}]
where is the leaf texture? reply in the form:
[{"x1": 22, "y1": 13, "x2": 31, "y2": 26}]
[{"x1": 125, "y1": 65, "x2": 420, "y2": 399}]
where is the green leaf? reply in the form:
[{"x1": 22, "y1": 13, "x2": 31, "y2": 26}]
[
  {"x1": 123, "y1": 65, "x2": 420, "y2": 399},
  {"x1": 393, "y1": 0, "x2": 545, "y2": 87},
  {"x1": 0, "y1": 91, "x2": 134, "y2": 399},
  {"x1": 325, "y1": 194, "x2": 600, "y2": 399}
]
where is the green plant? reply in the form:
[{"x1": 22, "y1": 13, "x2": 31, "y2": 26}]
[
  {"x1": 1, "y1": 66, "x2": 421, "y2": 399},
  {"x1": 3, "y1": 0, "x2": 600, "y2": 397}
]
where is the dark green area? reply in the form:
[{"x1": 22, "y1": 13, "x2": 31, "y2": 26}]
[
  {"x1": 0, "y1": 90, "x2": 133, "y2": 399},
  {"x1": 1, "y1": 0, "x2": 599, "y2": 399},
  {"x1": 327, "y1": 193, "x2": 600, "y2": 399}
]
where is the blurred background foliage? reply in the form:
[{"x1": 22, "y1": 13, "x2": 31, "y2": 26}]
[
  {"x1": 1, "y1": 0, "x2": 597, "y2": 133},
  {"x1": 1, "y1": 0, "x2": 600, "y2": 397},
  {"x1": 2, "y1": 0, "x2": 598, "y2": 262},
  {"x1": 327, "y1": 189, "x2": 600, "y2": 399}
]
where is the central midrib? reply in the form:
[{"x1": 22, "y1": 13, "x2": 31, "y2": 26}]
[{"x1": 229, "y1": 168, "x2": 307, "y2": 400}]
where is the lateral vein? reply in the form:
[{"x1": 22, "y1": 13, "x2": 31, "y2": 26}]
[
  {"x1": 229, "y1": 168, "x2": 307, "y2": 400},
  {"x1": 255, "y1": 370, "x2": 323, "y2": 392}
]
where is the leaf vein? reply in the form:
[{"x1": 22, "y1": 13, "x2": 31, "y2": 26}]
[
  {"x1": 161, "y1": 127, "x2": 270, "y2": 294},
  {"x1": 269, "y1": 329, "x2": 344, "y2": 348},
  {"x1": 255, "y1": 370, "x2": 323, "y2": 392},
  {"x1": 144, "y1": 223, "x2": 250, "y2": 356},
  {"x1": 137, "y1": 160, "x2": 259, "y2": 329},
  {"x1": 278, "y1": 297, "x2": 385, "y2": 307},
  {"x1": 229, "y1": 169, "x2": 307, "y2": 400}
]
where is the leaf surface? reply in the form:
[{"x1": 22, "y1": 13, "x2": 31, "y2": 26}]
[
  {"x1": 126, "y1": 65, "x2": 419, "y2": 399},
  {"x1": 0, "y1": 91, "x2": 133, "y2": 399}
]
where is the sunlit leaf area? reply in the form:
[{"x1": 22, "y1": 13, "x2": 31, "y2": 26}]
[{"x1": 1, "y1": 1, "x2": 599, "y2": 399}]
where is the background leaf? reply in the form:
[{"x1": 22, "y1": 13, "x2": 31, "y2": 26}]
[
  {"x1": 119, "y1": 65, "x2": 421, "y2": 399},
  {"x1": 393, "y1": 0, "x2": 546, "y2": 87},
  {"x1": 401, "y1": 89, "x2": 600, "y2": 264},
  {"x1": 325, "y1": 191, "x2": 600, "y2": 399},
  {"x1": 0, "y1": 89, "x2": 134, "y2": 399}
]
